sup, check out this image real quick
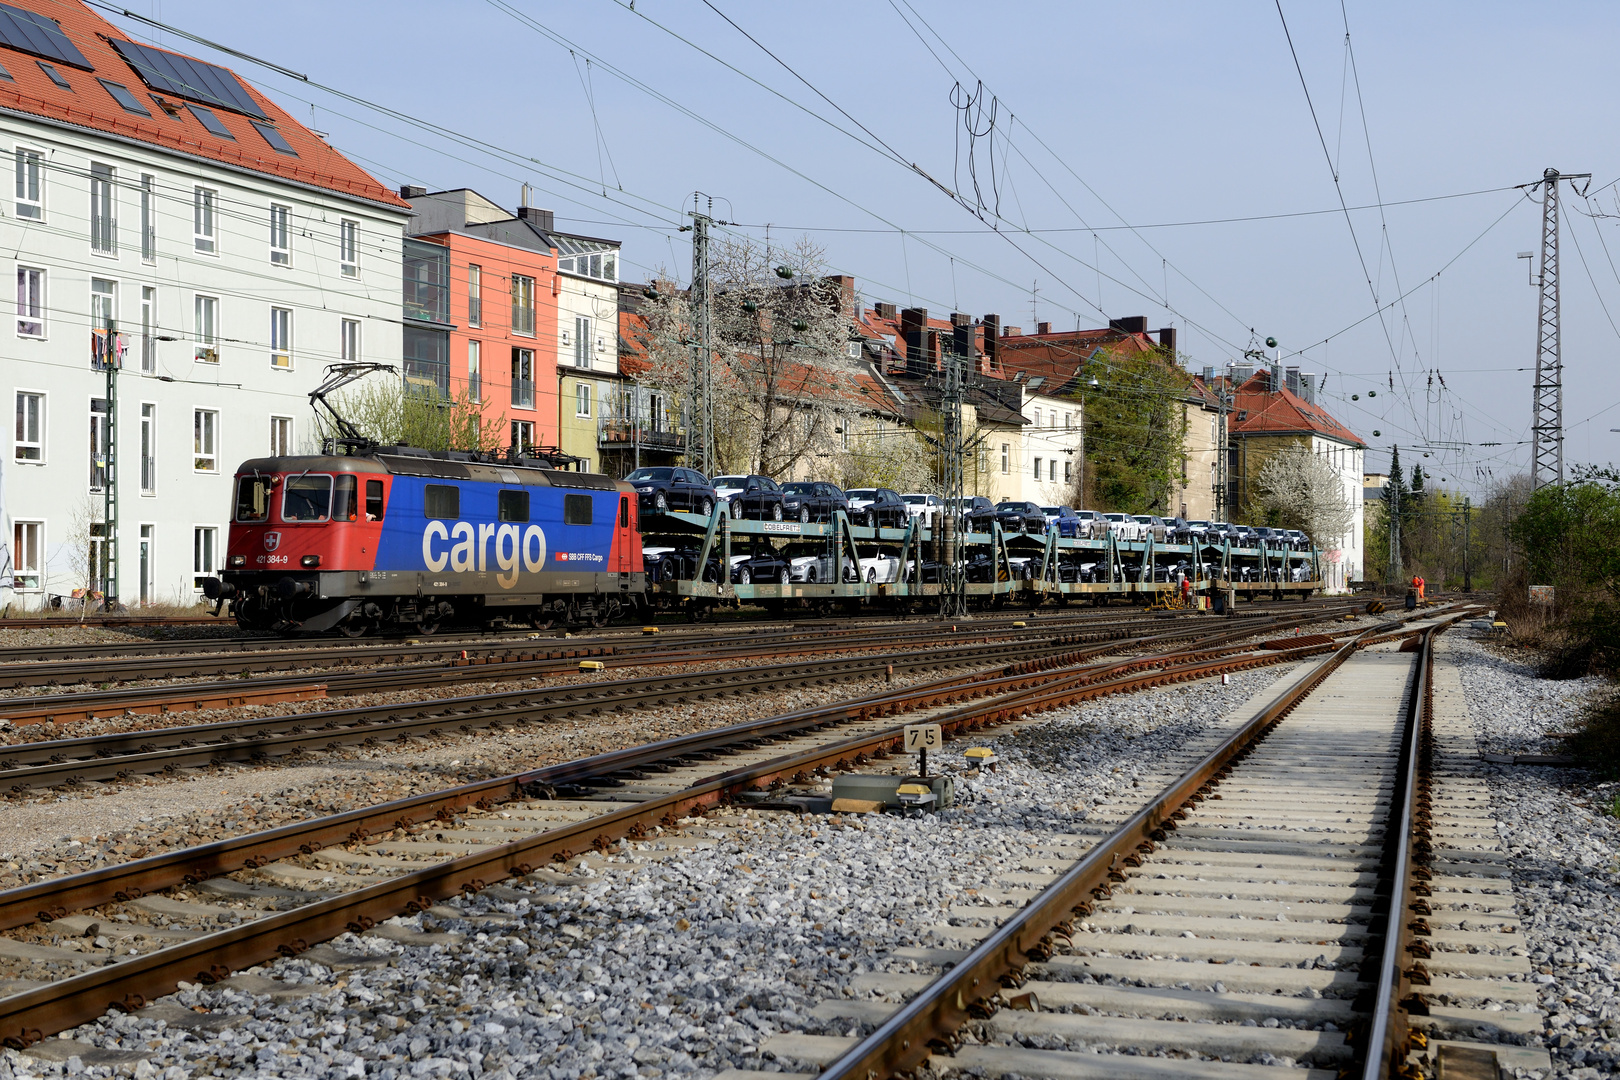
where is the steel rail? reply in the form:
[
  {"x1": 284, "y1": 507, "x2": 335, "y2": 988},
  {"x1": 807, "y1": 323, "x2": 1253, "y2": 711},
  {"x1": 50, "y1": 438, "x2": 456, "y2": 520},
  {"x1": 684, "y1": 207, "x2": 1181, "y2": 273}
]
[
  {"x1": 0, "y1": 621, "x2": 1380, "y2": 1048},
  {"x1": 1358, "y1": 623, "x2": 1440, "y2": 1079},
  {"x1": 814, "y1": 610, "x2": 1475, "y2": 1080}
]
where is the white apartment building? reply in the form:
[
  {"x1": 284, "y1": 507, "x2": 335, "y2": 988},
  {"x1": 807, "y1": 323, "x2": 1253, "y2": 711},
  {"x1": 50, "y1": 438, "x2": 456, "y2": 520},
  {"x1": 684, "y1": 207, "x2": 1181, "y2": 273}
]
[
  {"x1": 982, "y1": 384, "x2": 1084, "y2": 506},
  {"x1": 1, "y1": 0, "x2": 408, "y2": 608},
  {"x1": 549, "y1": 225, "x2": 621, "y2": 472}
]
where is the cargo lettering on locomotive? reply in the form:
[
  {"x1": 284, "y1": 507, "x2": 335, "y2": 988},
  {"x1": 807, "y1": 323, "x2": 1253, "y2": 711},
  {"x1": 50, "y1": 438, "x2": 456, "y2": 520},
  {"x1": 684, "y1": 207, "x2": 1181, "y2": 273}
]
[{"x1": 421, "y1": 521, "x2": 547, "y2": 588}]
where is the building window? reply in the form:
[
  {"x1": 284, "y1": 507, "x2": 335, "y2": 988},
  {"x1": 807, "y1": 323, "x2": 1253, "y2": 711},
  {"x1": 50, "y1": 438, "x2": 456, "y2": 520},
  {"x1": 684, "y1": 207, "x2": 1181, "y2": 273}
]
[
  {"x1": 511, "y1": 420, "x2": 533, "y2": 452},
  {"x1": 1050, "y1": 459, "x2": 1057, "y2": 481},
  {"x1": 90, "y1": 277, "x2": 115, "y2": 338},
  {"x1": 269, "y1": 203, "x2": 290, "y2": 265},
  {"x1": 511, "y1": 348, "x2": 534, "y2": 409},
  {"x1": 269, "y1": 308, "x2": 292, "y2": 369},
  {"x1": 1033, "y1": 408, "x2": 1041, "y2": 428},
  {"x1": 140, "y1": 173, "x2": 155, "y2": 261},
  {"x1": 16, "y1": 266, "x2": 43, "y2": 337},
  {"x1": 140, "y1": 403, "x2": 156, "y2": 493},
  {"x1": 139, "y1": 524, "x2": 154, "y2": 606},
  {"x1": 511, "y1": 274, "x2": 535, "y2": 336},
  {"x1": 194, "y1": 294, "x2": 218, "y2": 362},
  {"x1": 140, "y1": 286, "x2": 157, "y2": 373},
  {"x1": 11, "y1": 520, "x2": 42, "y2": 591},
  {"x1": 574, "y1": 316, "x2": 591, "y2": 368},
  {"x1": 1033, "y1": 456, "x2": 1042, "y2": 480},
  {"x1": 340, "y1": 318, "x2": 359, "y2": 363},
  {"x1": 1064, "y1": 460, "x2": 1072, "y2": 484},
  {"x1": 1001, "y1": 443, "x2": 1009, "y2": 474},
  {"x1": 270, "y1": 414, "x2": 292, "y2": 456},
  {"x1": 403, "y1": 327, "x2": 448, "y2": 395},
  {"x1": 339, "y1": 219, "x2": 358, "y2": 277},
  {"x1": 467, "y1": 340, "x2": 481, "y2": 402},
  {"x1": 576, "y1": 382, "x2": 591, "y2": 418},
  {"x1": 193, "y1": 526, "x2": 218, "y2": 590},
  {"x1": 14, "y1": 148, "x2": 42, "y2": 220},
  {"x1": 90, "y1": 396, "x2": 109, "y2": 492},
  {"x1": 467, "y1": 264, "x2": 481, "y2": 327},
  {"x1": 1065, "y1": 412, "x2": 1073, "y2": 430},
  {"x1": 14, "y1": 390, "x2": 43, "y2": 462},
  {"x1": 193, "y1": 186, "x2": 216, "y2": 254},
  {"x1": 90, "y1": 163, "x2": 116, "y2": 254},
  {"x1": 558, "y1": 249, "x2": 617, "y2": 283},
  {"x1": 194, "y1": 408, "x2": 218, "y2": 472}
]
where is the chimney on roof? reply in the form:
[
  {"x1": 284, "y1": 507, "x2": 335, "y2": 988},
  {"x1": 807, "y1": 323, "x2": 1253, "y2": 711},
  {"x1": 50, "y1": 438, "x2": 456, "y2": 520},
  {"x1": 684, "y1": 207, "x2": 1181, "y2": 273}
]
[
  {"x1": 1299, "y1": 372, "x2": 1318, "y2": 404},
  {"x1": 1005, "y1": 325, "x2": 1023, "y2": 337},
  {"x1": 1270, "y1": 361, "x2": 1283, "y2": 393},
  {"x1": 875, "y1": 302, "x2": 897, "y2": 321},
  {"x1": 1285, "y1": 365, "x2": 1301, "y2": 397},
  {"x1": 1158, "y1": 327, "x2": 1177, "y2": 354},
  {"x1": 827, "y1": 275, "x2": 856, "y2": 319},
  {"x1": 1037, "y1": 320, "x2": 1051, "y2": 335},
  {"x1": 517, "y1": 206, "x2": 555, "y2": 232},
  {"x1": 399, "y1": 185, "x2": 427, "y2": 199},
  {"x1": 1202, "y1": 366, "x2": 1214, "y2": 381},
  {"x1": 901, "y1": 307, "x2": 928, "y2": 377},
  {"x1": 1108, "y1": 315, "x2": 1148, "y2": 336},
  {"x1": 520, "y1": 183, "x2": 533, "y2": 208},
  {"x1": 982, "y1": 314, "x2": 1000, "y2": 369},
  {"x1": 950, "y1": 313, "x2": 972, "y2": 363},
  {"x1": 1232, "y1": 361, "x2": 1255, "y2": 385}
]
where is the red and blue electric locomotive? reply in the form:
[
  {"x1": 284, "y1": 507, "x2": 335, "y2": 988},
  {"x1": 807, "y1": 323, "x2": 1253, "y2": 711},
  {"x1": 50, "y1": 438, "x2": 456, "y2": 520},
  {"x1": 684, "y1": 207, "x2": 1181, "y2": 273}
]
[{"x1": 204, "y1": 446, "x2": 644, "y2": 636}]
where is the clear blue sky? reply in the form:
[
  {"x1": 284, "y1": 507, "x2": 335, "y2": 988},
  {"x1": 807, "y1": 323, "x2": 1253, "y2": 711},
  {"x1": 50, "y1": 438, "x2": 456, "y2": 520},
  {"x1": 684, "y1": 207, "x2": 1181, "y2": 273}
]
[{"x1": 109, "y1": 1, "x2": 1620, "y2": 492}]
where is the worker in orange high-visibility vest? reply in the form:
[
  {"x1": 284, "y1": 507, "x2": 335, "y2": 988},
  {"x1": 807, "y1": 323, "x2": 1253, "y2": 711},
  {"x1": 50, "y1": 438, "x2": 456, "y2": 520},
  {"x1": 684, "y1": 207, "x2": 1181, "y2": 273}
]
[{"x1": 1412, "y1": 575, "x2": 1425, "y2": 601}]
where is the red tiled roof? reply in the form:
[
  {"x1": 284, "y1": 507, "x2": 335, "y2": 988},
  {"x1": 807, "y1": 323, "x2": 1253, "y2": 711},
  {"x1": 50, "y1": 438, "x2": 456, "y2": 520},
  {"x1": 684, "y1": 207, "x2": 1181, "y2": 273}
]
[
  {"x1": 0, "y1": 1, "x2": 406, "y2": 208},
  {"x1": 1229, "y1": 373, "x2": 1363, "y2": 446}
]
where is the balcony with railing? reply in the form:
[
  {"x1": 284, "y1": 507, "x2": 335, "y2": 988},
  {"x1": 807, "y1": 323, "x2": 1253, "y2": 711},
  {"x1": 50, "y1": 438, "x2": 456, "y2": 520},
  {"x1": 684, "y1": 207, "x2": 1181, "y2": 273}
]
[
  {"x1": 403, "y1": 239, "x2": 451, "y2": 326},
  {"x1": 512, "y1": 378, "x2": 535, "y2": 410},
  {"x1": 598, "y1": 401, "x2": 684, "y2": 450}
]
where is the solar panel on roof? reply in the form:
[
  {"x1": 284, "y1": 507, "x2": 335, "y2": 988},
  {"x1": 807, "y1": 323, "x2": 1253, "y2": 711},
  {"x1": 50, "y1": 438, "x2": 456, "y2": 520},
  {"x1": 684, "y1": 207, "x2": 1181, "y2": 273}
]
[
  {"x1": 250, "y1": 120, "x2": 297, "y2": 157},
  {"x1": 186, "y1": 103, "x2": 234, "y2": 139},
  {"x1": 0, "y1": 2, "x2": 91, "y2": 70},
  {"x1": 111, "y1": 38, "x2": 265, "y2": 119}
]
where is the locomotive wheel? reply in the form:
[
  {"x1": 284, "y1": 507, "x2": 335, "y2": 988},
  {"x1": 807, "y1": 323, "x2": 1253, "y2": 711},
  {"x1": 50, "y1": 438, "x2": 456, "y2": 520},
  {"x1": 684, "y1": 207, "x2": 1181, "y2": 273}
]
[
  {"x1": 771, "y1": 504, "x2": 784, "y2": 522},
  {"x1": 417, "y1": 618, "x2": 440, "y2": 636},
  {"x1": 529, "y1": 614, "x2": 555, "y2": 631},
  {"x1": 337, "y1": 617, "x2": 372, "y2": 639}
]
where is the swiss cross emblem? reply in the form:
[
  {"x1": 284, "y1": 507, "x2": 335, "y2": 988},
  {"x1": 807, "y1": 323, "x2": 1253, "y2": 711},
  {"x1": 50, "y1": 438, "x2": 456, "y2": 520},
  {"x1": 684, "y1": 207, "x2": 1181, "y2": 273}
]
[{"x1": 264, "y1": 532, "x2": 281, "y2": 552}]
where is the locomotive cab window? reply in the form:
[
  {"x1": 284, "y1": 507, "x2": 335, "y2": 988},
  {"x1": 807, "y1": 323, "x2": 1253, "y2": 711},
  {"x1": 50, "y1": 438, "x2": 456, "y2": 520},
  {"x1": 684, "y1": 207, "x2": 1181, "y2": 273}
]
[
  {"x1": 498, "y1": 489, "x2": 529, "y2": 523},
  {"x1": 235, "y1": 476, "x2": 273, "y2": 522},
  {"x1": 282, "y1": 474, "x2": 333, "y2": 522},
  {"x1": 424, "y1": 484, "x2": 459, "y2": 520},
  {"x1": 333, "y1": 475, "x2": 358, "y2": 522},
  {"x1": 365, "y1": 479, "x2": 385, "y2": 521},
  {"x1": 564, "y1": 494, "x2": 592, "y2": 525}
]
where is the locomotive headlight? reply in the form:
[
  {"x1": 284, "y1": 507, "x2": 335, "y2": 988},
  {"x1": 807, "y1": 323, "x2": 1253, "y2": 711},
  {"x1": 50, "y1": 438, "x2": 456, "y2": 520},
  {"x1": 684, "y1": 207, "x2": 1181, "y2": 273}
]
[
  {"x1": 301, "y1": 555, "x2": 322, "y2": 568},
  {"x1": 228, "y1": 555, "x2": 246, "y2": 568}
]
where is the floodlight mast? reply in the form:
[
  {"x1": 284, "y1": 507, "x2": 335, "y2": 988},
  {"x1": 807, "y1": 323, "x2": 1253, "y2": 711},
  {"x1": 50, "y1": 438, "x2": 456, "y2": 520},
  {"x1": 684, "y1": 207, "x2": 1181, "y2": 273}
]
[{"x1": 310, "y1": 362, "x2": 397, "y2": 454}]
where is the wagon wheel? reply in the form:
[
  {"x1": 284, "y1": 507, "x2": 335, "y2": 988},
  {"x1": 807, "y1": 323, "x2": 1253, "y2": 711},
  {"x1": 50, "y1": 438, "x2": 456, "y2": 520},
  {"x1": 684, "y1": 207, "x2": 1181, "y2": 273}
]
[
  {"x1": 416, "y1": 617, "x2": 440, "y2": 636},
  {"x1": 337, "y1": 616, "x2": 373, "y2": 639}
]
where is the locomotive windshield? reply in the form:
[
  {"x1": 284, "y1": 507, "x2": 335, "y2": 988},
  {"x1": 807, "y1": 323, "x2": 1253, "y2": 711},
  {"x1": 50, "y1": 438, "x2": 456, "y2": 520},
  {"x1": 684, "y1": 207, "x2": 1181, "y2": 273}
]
[
  {"x1": 235, "y1": 476, "x2": 273, "y2": 522},
  {"x1": 282, "y1": 474, "x2": 334, "y2": 522}
]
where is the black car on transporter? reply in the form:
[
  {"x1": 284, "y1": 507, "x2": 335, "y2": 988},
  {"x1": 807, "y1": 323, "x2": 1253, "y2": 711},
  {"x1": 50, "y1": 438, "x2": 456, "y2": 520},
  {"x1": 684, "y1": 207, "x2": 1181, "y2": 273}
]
[
  {"x1": 779, "y1": 481, "x2": 850, "y2": 523},
  {"x1": 625, "y1": 467, "x2": 718, "y2": 518}
]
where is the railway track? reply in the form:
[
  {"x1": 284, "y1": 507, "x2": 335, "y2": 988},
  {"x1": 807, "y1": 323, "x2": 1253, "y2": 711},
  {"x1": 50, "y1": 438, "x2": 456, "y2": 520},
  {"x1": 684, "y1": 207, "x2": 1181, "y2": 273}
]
[
  {"x1": 745, "y1": 605, "x2": 1544, "y2": 1080},
  {"x1": 0, "y1": 607, "x2": 1365, "y2": 729},
  {"x1": 0, "y1": 604, "x2": 1415, "y2": 1049},
  {"x1": 0, "y1": 608, "x2": 1240, "y2": 690},
  {"x1": 0, "y1": 606, "x2": 1367, "y2": 793}
]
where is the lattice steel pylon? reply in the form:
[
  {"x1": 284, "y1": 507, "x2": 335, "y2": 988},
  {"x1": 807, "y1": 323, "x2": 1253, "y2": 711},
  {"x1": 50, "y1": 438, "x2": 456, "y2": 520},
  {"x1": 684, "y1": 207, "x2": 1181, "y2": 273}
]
[{"x1": 1530, "y1": 168, "x2": 1589, "y2": 489}]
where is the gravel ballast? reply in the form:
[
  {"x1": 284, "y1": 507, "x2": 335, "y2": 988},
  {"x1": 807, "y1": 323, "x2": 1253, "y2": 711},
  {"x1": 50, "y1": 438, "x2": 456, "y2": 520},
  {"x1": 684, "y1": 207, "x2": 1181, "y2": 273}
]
[
  {"x1": 0, "y1": 663, "x2": 1303, "y2": 1079},
  {"x1": 1446, "y1": 633, "x2": 1620, "y2": 1080}
]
